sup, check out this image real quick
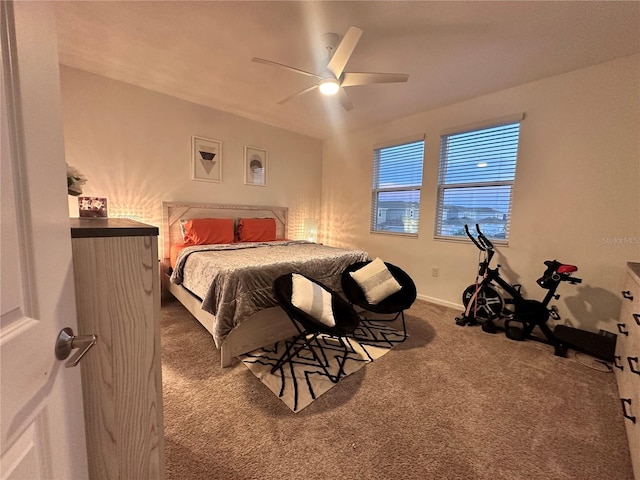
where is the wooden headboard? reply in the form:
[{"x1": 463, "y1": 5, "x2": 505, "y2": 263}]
[{"x1": 161, "y1": 202, "x2": 288, "y2": 259}]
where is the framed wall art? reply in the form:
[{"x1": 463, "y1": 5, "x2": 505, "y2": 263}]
[
  {"x1": 244, "y1": 146, "x2": 267, "y2": 186},
  {"x1": 192, "y1": 136, "x2": 222, "y2": 183}
]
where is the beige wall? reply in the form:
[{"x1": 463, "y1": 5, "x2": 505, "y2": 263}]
[
  {"x1": 60, "y1": 66, "x2": 323, "y2": 250},
  {"x1": 60, "y1": 55, "x2": 639, "y2": 333},
  {"x1": 322, "y1": 54, "x2": 640, "y2": 332}
]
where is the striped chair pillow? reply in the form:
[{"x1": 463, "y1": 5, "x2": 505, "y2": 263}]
[{"x1": 291, "y1": 274, "x2": 336, "y2": 327}]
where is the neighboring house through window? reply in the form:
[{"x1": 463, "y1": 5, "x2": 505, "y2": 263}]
[
  {"x1": 370, "y1": 137, "x2": 425, "y2": 235},
  {"x1": 435, "y1": 114, "x2": 523, "y2": 241}
]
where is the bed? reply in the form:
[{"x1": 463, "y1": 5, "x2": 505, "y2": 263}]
[{"x1": 161, "y1": 202, "x2": 369, "y2": 367}]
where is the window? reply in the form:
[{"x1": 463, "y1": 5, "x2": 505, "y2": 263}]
[
  {"x1": 370, "y1": 138, "x2": 424, "y2": 235},
  {"x1": 435, "y1": 118, "x2": 522, "y2": 241}
]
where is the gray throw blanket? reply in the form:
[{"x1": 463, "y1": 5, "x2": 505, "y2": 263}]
[{"x1": 170, "y1": 241, "x2": 369, "y2": 347}]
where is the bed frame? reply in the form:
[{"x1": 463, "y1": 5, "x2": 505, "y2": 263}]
[{"x1": 161, "y1": 201, "x2": 298, "y2": 367}]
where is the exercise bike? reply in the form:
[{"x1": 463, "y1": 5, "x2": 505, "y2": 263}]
[{"x1": 455, "y1": 224, "x2": 582, "y2": 357}]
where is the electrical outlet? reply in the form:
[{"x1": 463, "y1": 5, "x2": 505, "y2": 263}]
[{"x1": 432, "y1": 267, "x2": 439, "y2": 277}]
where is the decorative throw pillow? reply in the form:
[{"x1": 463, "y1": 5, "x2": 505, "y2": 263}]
[
  {"x1": 182, "y1": 218, "x2": 235, "y2": 245},
  {"x1": 237, "y1": 218, "x2": 277, "y2": 242},
  {"x1": 290, "y1": 274, "x2": 335, "y2": 327},
  {"x1": 349, "y1": 258, "x2": 402, "y2": 305}
]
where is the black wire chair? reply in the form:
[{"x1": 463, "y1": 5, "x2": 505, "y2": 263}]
[
  {"x1": 271, "y1": 273, "x2": 361, "y2": 383},
  {"x1": 341, "y1": 261, "x2": 417, "y2": 342}
]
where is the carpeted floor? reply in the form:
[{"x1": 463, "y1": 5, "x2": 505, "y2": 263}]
[{"x1": 161, "y1": 297, "x2": 634, "y2": 480}]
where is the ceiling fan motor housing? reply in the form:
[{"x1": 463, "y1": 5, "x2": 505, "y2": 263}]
[{"x1": 321, "y1": 33, "x2": 339, "y2": 59}]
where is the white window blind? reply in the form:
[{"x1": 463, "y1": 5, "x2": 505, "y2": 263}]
[
  {"x1": 435, "y1": 121, "x2": 521, "y2": 241},
  {"x1": 371, "y1": 138, "x2": 424, "y2": 235}
]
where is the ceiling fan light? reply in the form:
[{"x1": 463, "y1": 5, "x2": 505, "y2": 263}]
[{"x1": 318, "y1": 78, "x2": 340, "y2": 96}]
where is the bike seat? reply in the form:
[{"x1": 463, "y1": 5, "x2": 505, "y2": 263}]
[{"x1": 557, "y1": 264, "x2": 577, "y2": 274}]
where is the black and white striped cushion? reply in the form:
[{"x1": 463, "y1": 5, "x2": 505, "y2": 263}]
[{"x1": 291, "y1": 274, "x2": 335, "y2": 327}]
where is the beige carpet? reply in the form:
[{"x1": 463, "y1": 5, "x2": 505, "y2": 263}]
[{"x1": 161, "y1": 297, "x2": 634, "y2": 480}]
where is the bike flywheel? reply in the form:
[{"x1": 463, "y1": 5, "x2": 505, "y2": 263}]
[{"x1": 462, "y1": 284, "x2": 504, "y2": 322}]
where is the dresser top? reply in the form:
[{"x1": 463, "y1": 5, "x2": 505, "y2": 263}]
[{"x1": 70, "y1": 218, "x2": 159, "y2": 238}]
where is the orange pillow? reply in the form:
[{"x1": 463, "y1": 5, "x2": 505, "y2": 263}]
[
  {"x1": 170, "y1": 243, "x2": 191, "y2": 269},
  {"x1": 182, "y1": 218, "x2": 235, "y2": 245},
  {"x1": 237, "y1": 218, "x2": 276, "y2": 242}
]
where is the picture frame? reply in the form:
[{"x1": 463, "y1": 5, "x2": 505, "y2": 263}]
[
  {"x1": 192, "y1": 136, "x2": 222, "y2": 183},
  {"x1": 78, "y1": 197, "x2": 108, "y2": 218},
  {"x1": 244, "y1": 146, "x2": 267, "y2": 186}
]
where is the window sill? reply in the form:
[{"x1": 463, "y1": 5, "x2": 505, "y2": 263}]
[
  {"x1": 433, "y1": 235, "x2": 509, "y2": 247},
  {"x1": 370, "y1": 230, "x2": 418, "y2": 239}
]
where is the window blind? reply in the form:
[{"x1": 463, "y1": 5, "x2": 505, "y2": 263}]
[
  {"x1": 371, "y1": 139, "x2": 424, "y2": 235},
  {"x1": 435, "y1": 122, "x2": 521, "y2": 241}
]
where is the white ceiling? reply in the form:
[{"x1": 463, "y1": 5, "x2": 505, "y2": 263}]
[{"x1": 54, "y1": 1, "x2": 640, "y2": 140}]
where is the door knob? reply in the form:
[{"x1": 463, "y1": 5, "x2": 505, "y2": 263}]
[{"x1": 55, "y1": 327, "x2": 97, "y2": 368}]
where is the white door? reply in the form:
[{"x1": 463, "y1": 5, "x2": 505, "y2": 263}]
[{"x1": 1, "y1": 2, "x2": 89, "y2": 479}]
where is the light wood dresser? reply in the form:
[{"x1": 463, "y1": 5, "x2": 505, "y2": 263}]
[
  {"x1": 615, "y1": 262, "x2": 640, "y2": 479},
  {"x1": 70, "y1": 218, "x2": 165, "y2": 480}
]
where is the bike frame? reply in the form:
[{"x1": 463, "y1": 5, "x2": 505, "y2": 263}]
[
  {"x1": 462, "y1": 225, "x2": 524, "y2": 319},
  {"x1": 460, "y1": 240, "x2": 609, "y2": 361},
  {"x1": 459, "y1": 225, "x2": 581, "y2": 350},
  {"x1": 464, "y1": 249, "x2": 561, "y2": 319}
]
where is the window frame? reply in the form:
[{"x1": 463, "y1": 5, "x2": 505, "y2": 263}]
[
  {"x1": 434, "y1": 114, "x2": 524, "y2": 244},
  {"x1": 370, "y1": 136, "x2": 425, "y2": 237}
]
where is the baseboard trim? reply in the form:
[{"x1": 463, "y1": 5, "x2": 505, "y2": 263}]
[{"x1": 416, "y1": 294, "x2": 463, "y2": 311}]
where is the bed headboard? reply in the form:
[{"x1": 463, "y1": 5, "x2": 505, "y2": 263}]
[{"x1": 162, "y1": 202, "x2": 288, "y2": 259}]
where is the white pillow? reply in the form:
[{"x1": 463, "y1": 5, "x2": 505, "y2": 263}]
[
  {"x1": 349, "y1": 258, "x2": 402, "y2": 305},
  {"x1": 179, "y1": 219, "x2": 188, "y2": 241},
  {"x1": 290, "y1": 274, "x2": 335, "y2": 327}
]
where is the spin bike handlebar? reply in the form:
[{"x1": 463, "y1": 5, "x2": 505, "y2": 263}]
[
  {"x1": 465, "y1": 224, "x2": 496, "y2": 276},
  {"x1": 464, "y1": 223, "x2": 486, "y2": 252},
  {"x1": 464, "y1": 224, "x2": 494, "y2": 251},
  {"x1": 475, "y1": 224, "x2": 494, "y2": 251}
]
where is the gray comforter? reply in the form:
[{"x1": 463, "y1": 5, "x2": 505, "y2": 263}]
[{"x1": 170, "y1": 241, "x2": 369, "y2": 347}]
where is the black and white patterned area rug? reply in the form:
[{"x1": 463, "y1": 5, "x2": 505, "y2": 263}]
[{"x1": 239, "y1": 320, "x2": 405, "y2": 412}]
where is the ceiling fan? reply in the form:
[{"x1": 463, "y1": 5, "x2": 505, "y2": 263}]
[{"x1": 252, "y1": 26, "x2": 409, "y2": 111}]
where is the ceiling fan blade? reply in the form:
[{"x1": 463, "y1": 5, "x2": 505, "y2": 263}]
[
  {"x1": 338, "y1": 87, "x2": 353, "y2": 111},
  {"x1": 252, "y1": 57, "x2": 323, "y2": 79},
  {"x1": 277, "y1": 84, "x2": 319, "y2": 105},
  {"x1": 327, "y1": 26, "x2": 363, "y2": 78},
  {"x1": 341, "y1": 72, "x2": 409, "y2": 87}
]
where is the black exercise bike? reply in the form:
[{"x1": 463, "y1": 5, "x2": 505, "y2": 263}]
[{"x1": 455, "y1": 224, "x2": 582, "y2": 356}]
